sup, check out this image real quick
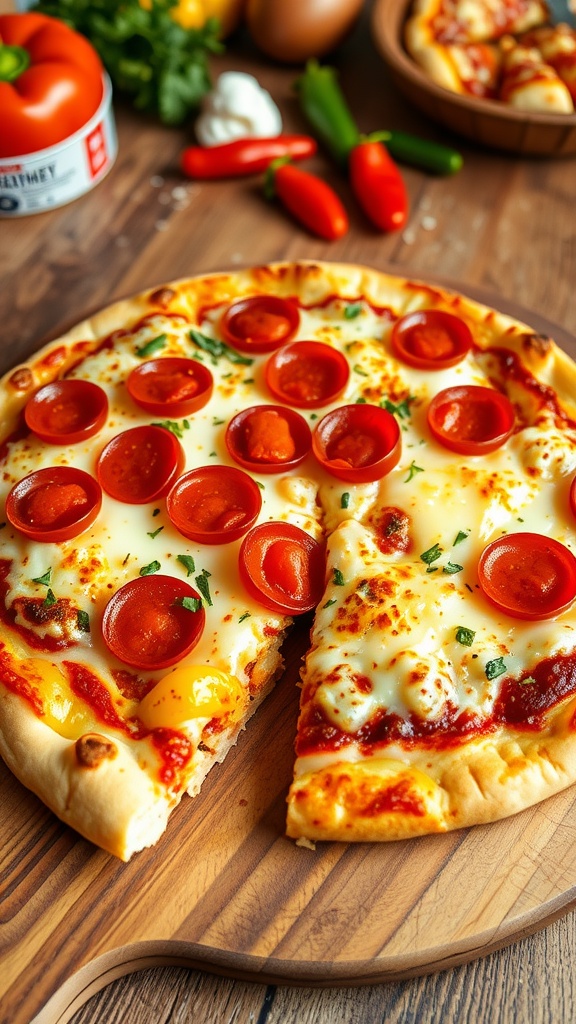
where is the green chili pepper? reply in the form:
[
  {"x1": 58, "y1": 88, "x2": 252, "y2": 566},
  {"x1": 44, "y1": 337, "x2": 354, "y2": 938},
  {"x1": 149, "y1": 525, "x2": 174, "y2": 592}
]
[{"x1": 372, "y1": 129, "x2": 463, "y2": 175}]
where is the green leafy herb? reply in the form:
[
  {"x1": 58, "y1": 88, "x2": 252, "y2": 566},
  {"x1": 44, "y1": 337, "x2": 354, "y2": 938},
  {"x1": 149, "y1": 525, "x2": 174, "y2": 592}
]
[
  {"x1": 32, "y1": 0, "x2": 222, "y2": 126},
  {"x1": 140, "y1": 560, "x2": 161, "y2": 576},
  {"x1": 77, "y1": 610, "x2": 91, "y2": 633},
  {"x1": 189, "y1": 328, "x2": 253, "y2": 366},
  {"x1": 453, "y1": 530, "x2": 469, "y2": 546},
  {"x1": 333, "y1": 568, "x2": 345, "y2": 586},
  {"x1": 344, "y1": 303, "x2": 362, "y2": 319},
  {"x1": 404, "y1": 460, "x2": 424, "y2": 482},
  {"x1": 519, "y1": 675, "x2": 537, "y2": 685},
  {"x1": 420, "y1": 543, "x2": 442, "y2": 566},
  {"x1": 381, "y1": 396, "x2": 414, "y2": 419},
  {"x1": 147, "y1": 526, "x2": 164, "y2": 539},
  {"x1": 135, "y1": 333, "x2": 167, "y2": 357},
  {"x1": 341, "y1": 492, "x2": 350, "y2": 509},
  {"x1": 323, "y1": 598, "x2": 337, "y2": 608},
  {"x1": 43, "y1": 588, "x2": 57, "y2": 608},
  {"x1": 485, "y1": 656, "x2": 507, "y2": 681},
  {"x1": 353, "y1": 363, "x2": 368, "y2": 377},
  {"x1": 239, "y1": 611, "x2": 251, "y2": 623},
  {"x1": 177, "y1": 554, "x2": 196, "y2": 576},
  {"x1": 151, "y1": 419, "x2": 189, "y2": 438},
  {"x1": 443, "y1": 561, "x2": 463, "y2": 575},
  {"x1": 455, "y1": 626, "x2": 475, "y2": 647},
  {"x1": 122, "y1": 553, "x2": 131, "y2": 566},
  {"x1": 179, "y1": 595, "x2": 203, "y2": 613},
  {"x1": 32, "y1": 568, "x2": 52, "y2": 587},
  {"x1": 195, "y1": 568, "x2": 213, "y2": 606}
]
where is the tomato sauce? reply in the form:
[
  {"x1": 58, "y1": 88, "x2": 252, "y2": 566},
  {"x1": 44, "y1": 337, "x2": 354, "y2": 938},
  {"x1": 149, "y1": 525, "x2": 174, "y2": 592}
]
[
  {"x1": 151, "y1": 728, "x2": 193, "y2": 786},
  {"x1": 0, "y1": 558, "x2": 78, "y2": 652}
]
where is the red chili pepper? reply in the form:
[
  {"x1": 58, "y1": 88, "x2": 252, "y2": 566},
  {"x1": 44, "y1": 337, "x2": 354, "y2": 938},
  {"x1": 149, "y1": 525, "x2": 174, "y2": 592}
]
[
  {"x1": 180, "y1": 135, "x2": 318, "y2": 179},
  {"x1": 266, "y1": 158, "x2": 348, "y2": 241},
  {"x1": 349, "y1": 140, "x2": 409, "y2": 233}
]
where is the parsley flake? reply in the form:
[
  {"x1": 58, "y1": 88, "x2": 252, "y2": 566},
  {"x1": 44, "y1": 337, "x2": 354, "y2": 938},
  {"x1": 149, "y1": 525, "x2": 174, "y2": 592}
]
[
  {"x1": 453, "y1": 530, "x2": 470, "y2": 546},
  {"x1": 179, "y1": 596, "x2": 203, "y2": 613},
  {"x1": 341, "y1": 492, "x2": 350, "y2": 509},
  {"x1": 485, "y1": 657, "x2": 507, "y2": 681},
  {"x1": 323, "y1": 598, "x2": 337, "y2": 608},
  {"x1": 147, "y1": 526, "x2": 164, "y2": 539},
  {"x1": 177, "y1": 554, "x2": 196, "y2": 576},
  {"x1": 239, "y1": 611, "x2": 251, "y2": 623},
  {"x1": 32, "y1": 568, "x2": 52, "y2": 587},
  {"x1": 455, "y1": 626, "x2": 475, "y2": 647},
  {"x1": 140, "y1": 560, "x2": 161, "y2": 576},
  {"x1": 43, "y1": 588, "x2": 57, "y2": 607},
  {"x1": 344, "y1": 303, "x2": 362, "y2": 319},
  {"x1": 190, "y1": 328, "x2": 253, "y2": 366},
  {"x1": 381, "y1": 396, "x2": 414, "y2": 420},
  {"x1": 443, "y1": 561, "x2": 464, "y2": 575},
  {"x1": 151, "y1": 419, "x2": 187, "y2": 438},
  {"x1": 420, "y1": 543, "x2": 442, "y2": 566},
  {"x1": 77, "y1": 610, "x2": 91, "y2": 633},
  {"x1": 333, "y1": 568, "x2": 345, "y2": 586},
  {"x1": 135, "y1": 334, "x2": 167, "y2": 357},
  {"x1": 353, "y1": 364, "x2": 368, "y2": 377},
  {"x1": 195, "y1": 569, "x2": 213, "y2": 606},
  {"x1": 404, "y1": 460, "x2": 424, "y2": 482}
]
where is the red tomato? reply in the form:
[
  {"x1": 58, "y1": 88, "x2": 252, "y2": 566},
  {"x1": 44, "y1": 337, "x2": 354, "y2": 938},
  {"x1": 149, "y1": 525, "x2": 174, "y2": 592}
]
[
  {"x1": 239, "y1": 522, "x2": 325, "y2": 614},
  {"x1": 427, "y1": 385, "x2": 515, "y2": 456},
  {"x1": 391, "y1": 310, "x2": 473, "y2": 370},
  {"x1": 167, "y1": 465, "x2": 262, "y2": 544},
  {"x1": 312, "y1": 404, "x2": 402, "y2": 483},
  {"x1": 0, "y1": 13, "x2": 104, "y2": 158},
  {"x1": 265, "y1": 340, "x2": 350, "y2": 408},
  {"x1": 101, "y1": 575, "x2": 206, "y2": 669},
  {"x1": 220, "y1": 295, "x2": 299, "y2": 354},
  {"x1": 6, "y1": 466, "x2": 102, "y2": 542},
  {"x1": 126, "y1": 358, "x2": 213, "y2": 418},
  {"x1": 24, "y1": 379, "x2": 108, "y2": 444},
  {"x1": 97, "y1": 425, "x2": 185, "y2": 504},
  {"x1": 225, "y1": 404, "x2": 312, "y2": 474},
  {"x1": 478, "y1": 533, "x2": 576, "y2": 620}
]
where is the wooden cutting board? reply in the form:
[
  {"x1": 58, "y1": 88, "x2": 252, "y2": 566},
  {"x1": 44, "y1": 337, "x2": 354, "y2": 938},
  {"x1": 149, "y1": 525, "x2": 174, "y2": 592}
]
[{"x1": 3, "y1": 290, "x2": 576, "y2": 1024}]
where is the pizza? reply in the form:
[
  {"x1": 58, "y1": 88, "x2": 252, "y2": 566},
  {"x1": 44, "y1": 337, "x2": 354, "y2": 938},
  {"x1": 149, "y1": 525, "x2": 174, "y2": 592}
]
[
  {"x1": 405, "y1": 0, "x2": 576, "y2": 112},
  {"x1": 0, "y1": 260, "x2": 575, "y2": 860}
]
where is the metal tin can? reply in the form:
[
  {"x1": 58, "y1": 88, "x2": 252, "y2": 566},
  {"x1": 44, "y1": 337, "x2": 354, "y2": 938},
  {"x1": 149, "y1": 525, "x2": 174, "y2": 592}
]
[{"x1": 0, "y1": 73, "x2": 117, "y2": 217}]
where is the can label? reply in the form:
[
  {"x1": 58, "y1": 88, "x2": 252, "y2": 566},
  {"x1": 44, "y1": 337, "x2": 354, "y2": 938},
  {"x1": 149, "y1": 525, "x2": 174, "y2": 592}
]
[{"x1": 0, "y1": 74, "x2": 117, "y2": 217}]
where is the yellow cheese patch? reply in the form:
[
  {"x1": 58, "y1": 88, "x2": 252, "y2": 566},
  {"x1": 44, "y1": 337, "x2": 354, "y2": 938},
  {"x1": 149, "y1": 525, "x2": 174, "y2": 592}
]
[{"x1": 138, "y1": 665, "x2": 246, "y2": 730}]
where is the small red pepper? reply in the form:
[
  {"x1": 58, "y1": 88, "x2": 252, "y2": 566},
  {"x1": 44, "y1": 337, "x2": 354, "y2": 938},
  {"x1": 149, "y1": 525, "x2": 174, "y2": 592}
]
[
  {"x1": 0, "y1": 13, "x2": 104, "y2": 159},
  {"x1": 265, "y1": 158, "x2": 348, "y2": 241},
  {"x1": 349, "y1": 139, "x2": 409, "y2": 233},
  {"x1": 180, "y1": 135, "x2": 318, "y2": 180}
]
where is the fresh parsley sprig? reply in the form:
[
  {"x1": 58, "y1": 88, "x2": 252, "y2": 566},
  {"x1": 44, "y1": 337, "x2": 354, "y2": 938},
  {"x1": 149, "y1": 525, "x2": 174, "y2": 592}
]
[{"x1": 32, "y1": 0, "x2": 223, "y2": 125}]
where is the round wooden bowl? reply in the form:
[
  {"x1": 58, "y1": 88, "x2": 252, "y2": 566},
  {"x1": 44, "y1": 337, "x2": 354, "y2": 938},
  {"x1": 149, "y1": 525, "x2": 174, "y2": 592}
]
[{"x1": 371, "y1": 0, "x2": 576, "y2": 157}]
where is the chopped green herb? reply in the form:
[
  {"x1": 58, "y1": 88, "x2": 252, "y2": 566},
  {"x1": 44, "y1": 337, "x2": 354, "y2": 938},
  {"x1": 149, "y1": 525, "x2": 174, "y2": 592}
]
[
  {"x1": 341, "y1": 492, "x2": 350, "y2": 509},
  {"x1": 140, "y1": 560, "x2": 161, "y2": 576},
  {"x1": 453, "y1": 530, "x2": 469, "y2": 546},
  {"x1": 195, "y1": 568, "x2": 213, "y2": 606},
  {"x1": 190, "y1": 328, "x2": 253, "y2": 366},
  {"x1": 77, "y1": 610, "x2": 91, "y2": 633},
  {"x1": 353, "y1": 363, "x2": 368, "y2": 377},
  {"x1": 485, "y1": 657, "x2": 507, "y2": 681},
  {"x1": 443, "y1": 561, "x2": 464, "y2": 575},
  {"x1": 177, "y1": 554, "x2": 196, "y2": 576},
  {"x1": 147, "y1": 526, "x2": 164, "y2": 539},
  {"x1": 381, "y1": 396, "x2": 414, "y2": 419},
  {"x1": 404, "y1": 460, "x2": 424, "y2": 482},
  {"x1": 179, "y1": 596, "x2": 203, "y2": 613},
  {"x1": 32, "y1": 568, "x2": 52, "y2": 587},
  {"x1": 153, "y1": 508, "x2": 161, "y2": 517},
  {"x1": 344, "y1": 303, "x2": 362, "y2": 319},
  {"x1": 151, "y1": 419, "x2": 186, "y2": 438},
  {"x1": 323, "y1": 598, "x2": 337, "y2": 608},
  {"x1": 420, "y1": 543, "x2": 442, "y2": 566},
  {"x1": 355, "y1": 397, "x2": 368, "y2": 404},
  {"x1": 239, "y1": 611, "x2": 251, "y2": 623},
  {"x1": 519, "y1": 676, "x2": 537, "y2": 685},
  {"x1": 135, "y1": 334, "x2": 167, "y2": 357},
  {"x1": 333, "y1": 568, "x2": 345, "y2": 586},
  {"x1": 212, "y1": 416, "x2": 225, "y2": 426},
  {"x1": 122, "y1": 553, "x2": 131, "y2": 566},
  {"x1": 455, "y1": 626, "x2": 475, "y2": 647},
  {"x1": 43, "y1": 588, "x2": 57, "y2": 607}
]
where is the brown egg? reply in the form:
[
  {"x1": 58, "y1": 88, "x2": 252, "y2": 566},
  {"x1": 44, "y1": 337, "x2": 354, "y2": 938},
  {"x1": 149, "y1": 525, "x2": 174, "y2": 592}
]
[{"x1": 245, "y1": 0, "x2": 365, "y2": 63}]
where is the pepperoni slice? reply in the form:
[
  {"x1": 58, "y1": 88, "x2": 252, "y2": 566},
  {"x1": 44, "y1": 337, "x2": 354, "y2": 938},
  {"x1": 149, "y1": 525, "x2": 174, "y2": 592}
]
[
  {"x1": 97, "y1": 425, "x2": 185, "y2": 504},
  {"x1": 391, "y1": 309, "x2": 473, "y2": 369},
  {"x1": 126, "y1": 357, "x2": 213, "y2": 418},
  {"x1": 427, "y1": 385, "x2": 515, "y2": 455},
  {"x1": 312, "y1": 404, "x2": 401, "y2": 483},
  {"x1": 6, "y1": 466, "x2": 102, "y2": 542},
  {"x1": 101, "y1": 575, "x2": 206, "y2": 669},
  {"x1": 265, "y1": 340, "x2": 350, "y2": 408},
  {"x1": 219, "y1": 295, "x2": 299, "y2": 354},
  {"x1": 167, "y1": 465, "x2": 262, "y2": 544},
  {"x1": 239, "y1": 522, "x2": 325, "y2": 614},
  {"x1": 478, "y1": 533, "x2": 576, "y2": 620},
  {"x1": 24, "y1": 379, "x2": 108, "y2": 444},
  {"x1": 225, "y1": 404, "x2": 312, "y2": 473}
]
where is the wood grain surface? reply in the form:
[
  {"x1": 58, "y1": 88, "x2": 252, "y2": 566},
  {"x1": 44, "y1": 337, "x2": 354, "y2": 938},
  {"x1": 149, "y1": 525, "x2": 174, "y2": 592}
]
[{"x1": 1, "y1": 3, "x2": 576, "y2": 1023}]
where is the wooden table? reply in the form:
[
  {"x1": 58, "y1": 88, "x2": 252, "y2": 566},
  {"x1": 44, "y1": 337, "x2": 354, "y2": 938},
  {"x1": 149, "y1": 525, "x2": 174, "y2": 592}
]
[{"x1": 2, "y1": 3, "x2": 576, "y2": 1023}]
